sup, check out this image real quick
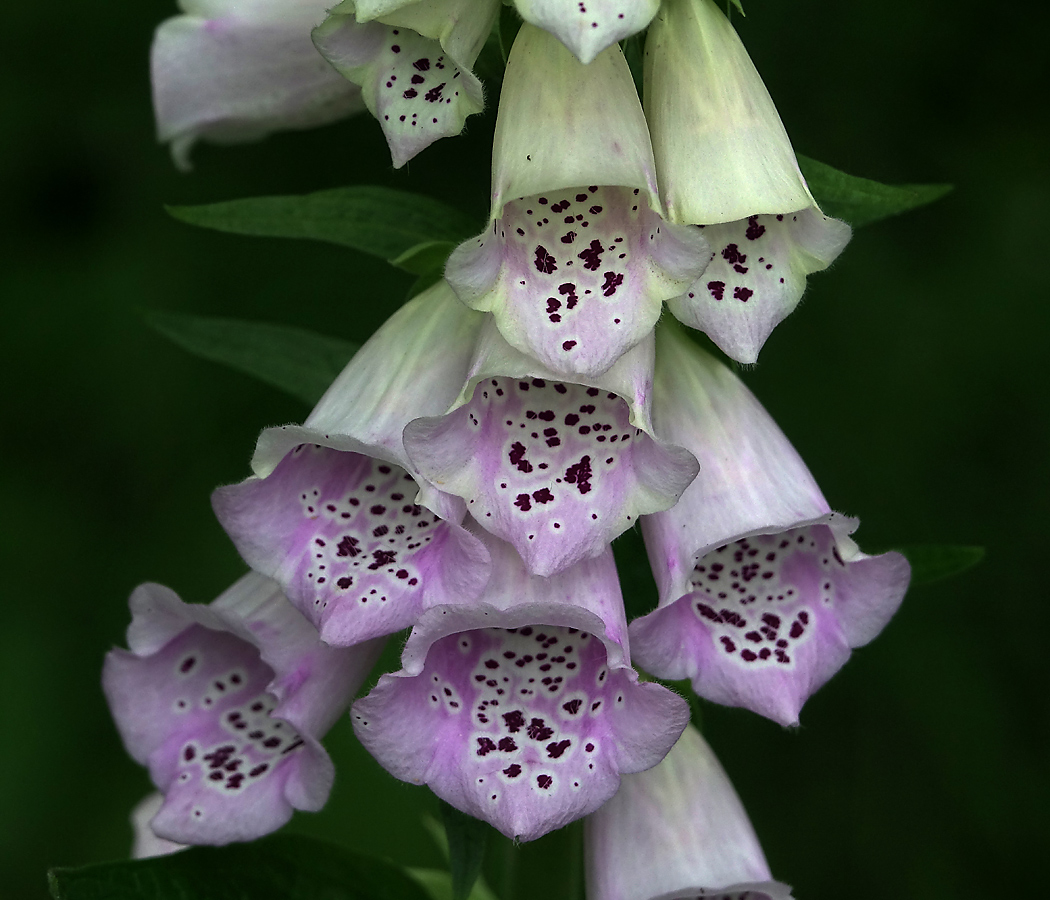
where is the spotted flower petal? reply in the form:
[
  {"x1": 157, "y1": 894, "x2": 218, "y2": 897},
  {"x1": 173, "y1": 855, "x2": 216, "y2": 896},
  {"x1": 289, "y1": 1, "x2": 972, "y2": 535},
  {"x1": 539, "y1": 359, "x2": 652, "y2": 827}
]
[
  {"x1": 353, "y1": 532, "x2": 689, "y2": 842},
  {"x1": 512, "y1": 0, "x2": 659, "y2": 65},
  {"x1": 645, "y1": 0, "x2": 849, "y2": 362},
  {"x1": 585, "y1": 725, "x2": 794, "y2": 900},
  {"x1": 629, "y1": 323, "x2": 910, "y2": 726},
  {"x1": 312, "y1": 0, "x2": 498, "y2": 167},
  {"x1": 445, "y1": 24, "x2": 711, "y2": 378},
  {"x1": 152, "y1": 0, "x2": 365, "y2": 170},
  {"x1": 103, "y1": 573, "x2": 383, "y2": 845},
  {"x1": 404, "y1": 320, "x2": 699, "y2": 577},
  {"x1": 213, "y1": 281, "x2": 491, "y2": 647}
]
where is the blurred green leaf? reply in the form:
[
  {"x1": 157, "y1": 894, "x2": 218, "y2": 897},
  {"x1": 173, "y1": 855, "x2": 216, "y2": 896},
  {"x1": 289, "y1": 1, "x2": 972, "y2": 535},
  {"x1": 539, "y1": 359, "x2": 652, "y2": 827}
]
[
  {"x1": 167, "y1": 186, "x2": 479, "y2": 260},
  {"x1": 797, "y1": 155, "x2": 952, "y2": 228},
  {"x1": 727, "y1": 0, "x2": 746, "y2": 15},
  {"x1": 390, "y1": 240, "x2": 457, "y2": 276},
  {"x1": 408, "y1": 868, "x2": 500, "y2": 900},
  {"x1": 48, "y1": 834, "x2": 431, "y2": 900},
  {"x1": 146, "y1": 311, "x2": 357, "y2": 406},
  {"x1": 439, "y1": 802, "x2": 489, "y2": 900},
  {"x1": 898, "y1": 544, "x2": 985, "y2": 585}
]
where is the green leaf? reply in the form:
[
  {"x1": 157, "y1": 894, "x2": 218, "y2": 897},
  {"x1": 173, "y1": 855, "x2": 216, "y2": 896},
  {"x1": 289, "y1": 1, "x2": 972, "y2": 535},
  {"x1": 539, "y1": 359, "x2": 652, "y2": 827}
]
[
  {"x1": 48, "y1": 834, "x2": 432, "y2": 900},
  {"x1": 167, "y1": 186, "x2": 479, "y2": 261},
  {"x1": 390, "y1": 240, "x2": 457, "y2": 276},
  {"x1": 797, "y1": 155, "x2": 952, "y2": 228},
  {"x1": 407, "y1": 869, "x2": 500, "y2": 900},
  {"x1": 146, "y1": 311, "x2": 358, "y2": 406},
  {"x1": 726, "y1": 0, "x2": 745, "y2": 15},
  {"x1": 897, "y1": 544, "x2": 985, "y2": 585},
  {"x1": 439, "y1": 801, "x2": 489, "y2": 900}
]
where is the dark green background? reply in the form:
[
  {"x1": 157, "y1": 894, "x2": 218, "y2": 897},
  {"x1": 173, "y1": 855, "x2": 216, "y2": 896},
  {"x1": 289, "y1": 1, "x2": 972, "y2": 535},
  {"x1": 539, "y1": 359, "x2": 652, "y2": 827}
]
[{"x1": 2, "y1": 1, "x2": 1047, "y2": 897}]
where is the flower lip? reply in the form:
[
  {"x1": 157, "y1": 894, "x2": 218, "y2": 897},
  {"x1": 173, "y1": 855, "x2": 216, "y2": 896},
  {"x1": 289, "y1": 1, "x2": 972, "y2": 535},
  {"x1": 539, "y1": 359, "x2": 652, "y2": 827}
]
[{"x1": 403, "y1": 336, "x2": 699, "y2": 577}]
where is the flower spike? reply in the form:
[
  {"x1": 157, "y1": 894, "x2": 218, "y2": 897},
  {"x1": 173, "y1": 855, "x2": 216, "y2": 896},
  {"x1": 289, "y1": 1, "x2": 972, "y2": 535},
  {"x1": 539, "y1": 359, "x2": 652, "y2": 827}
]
[
  {"x1": 353, "y1": 530, "x2": 689, "y2": 842},
  {"x1": 404, "y1": 320, "x2": 698, "y2": 577},
  {"x1": 629, "y1": 323, "x2": 910, "y2": 726},
  {"x1": 103, "y1": 573, "x2": 383, "y2": 845},
  {"x1": 645, "y1": 0, "x2": 850, "y2": 363},
  {"x1": 446, "y1": 24, "x2": 711, "y2": 378},
  {"x1": 312, "y1": 0, "x2": 498, "y2": 167},
  {"x1": 213, "y1": 281, "x2": 492, "y2": 648},
  {"x1": 511, "y1": 0, "x2": 660, "y2": 65},
  {"x1": 152, "y1": 0, "x2": 365, "y2": 170},
  {"x1": 585, "y1": 725, "x2": 794, "y2": 900}
]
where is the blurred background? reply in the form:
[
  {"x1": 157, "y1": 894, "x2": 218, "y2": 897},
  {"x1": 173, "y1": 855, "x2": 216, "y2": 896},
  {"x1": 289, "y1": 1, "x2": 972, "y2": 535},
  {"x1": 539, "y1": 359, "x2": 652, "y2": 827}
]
[{"x1": 2, "y1": 1, "x2": 1047, "y2": 897}]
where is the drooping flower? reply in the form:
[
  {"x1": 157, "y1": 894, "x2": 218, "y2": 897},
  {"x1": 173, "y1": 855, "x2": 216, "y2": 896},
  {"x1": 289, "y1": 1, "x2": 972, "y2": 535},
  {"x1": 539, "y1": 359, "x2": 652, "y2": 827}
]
[
  {"x1": 152, "y1": 0, "x2": 365, "y2": 170},
  {"x1": 353, "y1": 529, "x2": 689, "y2": 842},
  {"x1": 585, "y1": 725, "x2": 794, "y2": 900},
  {"x1": 103, "y1": 572, "x2": 384, "y2": 845},
  {"x1": 212, "y1": 281, "x2": 491, "y2": 648},
  {"x1": 629, "y1": 323, "x2": 910, "y2": 726},
  {"x1": 312, "y1": 0, "x2": 499, "y2": 167},
  {"x1": 445, "y1": 23, "x2": 711, "y2": 379},
  {"x1": 644, "y1": 0, "x2": 851, "y2": 363},
  {"x1": 403, "y1": 318, "x2": 699, "y2": 577},
  {"x1": 510, "y1": 0, "x2": 660, "y2": 65}
]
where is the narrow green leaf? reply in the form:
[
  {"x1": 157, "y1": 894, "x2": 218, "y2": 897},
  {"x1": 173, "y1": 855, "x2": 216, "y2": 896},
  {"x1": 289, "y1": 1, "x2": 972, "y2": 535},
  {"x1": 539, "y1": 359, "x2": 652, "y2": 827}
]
[
  {"x1": 146, "y1": 311, "x2": 358, "y2": 406},
  {"x1": 167, "y1": 186, "x2": 479, "y2": 260},
  {"x1": 797, "y1": 155, "x2": 952, "y2": 228},
  {"x1": 48, "y1": 834, "x2": 432, "y2": 900},
  {"x1": 390, "y1": 240, "x2": 457, "y2": 276},
  {"x1": 727, "y1": 0, "x2": 745, "y2": 16},
  {"x1": 439, "y1": 801, "x2": 489, "y2": 900},
  {"x1": 407, "y1": 869, "x2": 500, "y2": 900},
  {"x1": 898, "y1": 544, "x2": 985, "y2": 585}
]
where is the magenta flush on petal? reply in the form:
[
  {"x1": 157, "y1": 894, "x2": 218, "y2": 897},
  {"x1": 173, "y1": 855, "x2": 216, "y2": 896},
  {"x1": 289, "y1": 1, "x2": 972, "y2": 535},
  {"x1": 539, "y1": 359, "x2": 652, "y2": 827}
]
[
  {"x1": 628, "y1": 323, "x2": 910, "y2": 726},
  {"x1": 445, "y1": 24, "x2": 711, "y2": 378},
  {"x1": 213, "y1": 444, "x2": 488, "y2": 647},
  {"x1": 585, "y1": 725, "x2": 794, "y2": 900},
  {"x1": 404, "y1": 327, "x2": 698, "y2": 578},
  {"x1": 212, "y1": 282, "x2": 491, "y2": 647},
  {"x1": 152, "y1": 0, "x2": 365, "y2": 170},
  {"x1": 353, "y1": 533, "x2": 689, "y2": 841},
  {"x1": 103, "y1": 573, "x2": 383, "y2": 845}
]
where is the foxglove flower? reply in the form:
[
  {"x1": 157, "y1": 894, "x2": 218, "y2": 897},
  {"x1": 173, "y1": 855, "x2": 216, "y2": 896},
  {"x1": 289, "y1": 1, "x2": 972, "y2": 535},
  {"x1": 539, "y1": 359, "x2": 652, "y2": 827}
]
[
  {"x1": 445, "y1": 24, "x2": 711, "y2": 379},
  {"x1": 152, "y1": 0, "x2": 365, "y2": 170},
  {"x1": 212, "y1": 281, "x2": 491, "y2": 648},
  {"x1": 404, "y1": 318, "x2": 699, "y2": 577},
  {"x1": 629, "y1": 323, "x2": 910, "y2": 726},
  {"x1": 586, "y1": 725, "x2": 794, "y2": 900},
  {"x1": 312, "y1": 0, "x2": 499, "y2": 167},
  {"x1": 511, "y1": 0, "x2": 659, "y2": 65},
  {"x1": 353, "y1": 529, "x2": 689, "y2": 841},
  {"x1": 103, "y1": 572, "x2": 384, "y2": 845},
  {"x1": 644, "y1": 0, "x2": 851, "y2": 363}
]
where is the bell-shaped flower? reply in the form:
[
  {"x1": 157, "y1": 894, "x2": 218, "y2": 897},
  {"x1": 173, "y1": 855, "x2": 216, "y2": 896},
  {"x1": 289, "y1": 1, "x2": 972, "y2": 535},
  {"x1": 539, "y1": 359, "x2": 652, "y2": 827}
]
[
  {"x1": 403, "y1": 318, "x2": 699, "y2": 578},
  {"x1": 445, "y1": 24, "x2": 711, "y2": 379},
  {"x1": 629, "y1": 323, "x2": 910, "y2": 726},
  {"x1": 510, "y1": 0, "x2": 659, "y2": 65},
  {"x1": 312, "y1": 0, "x2": 499, "y2": 167},
  {"x1": 586, "y1": 725, "x2": 794, "y2": 900},
  {"x1": 353, "y1": 529, "x2": 689, "y2": 842},
  {"x1": 103, "y1": 572, "x2": 384, "y2": 845},
  {"x1": 212, "y1": 281, "x2": 491, "y2": 649},
  {"x1": 152, "y1": 0, "x2": 366, "y2": 170},
  {"x1": 644, "y1": 0, "x2": 851, "y2": 363}
]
